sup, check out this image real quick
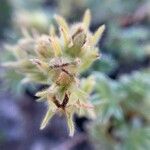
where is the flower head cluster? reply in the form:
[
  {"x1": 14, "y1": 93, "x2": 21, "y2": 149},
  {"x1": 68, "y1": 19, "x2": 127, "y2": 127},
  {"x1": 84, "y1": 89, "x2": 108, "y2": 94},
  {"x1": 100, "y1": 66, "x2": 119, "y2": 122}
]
[{"x1": 3, "y1": 10, "x2": 105, "y2": 136}]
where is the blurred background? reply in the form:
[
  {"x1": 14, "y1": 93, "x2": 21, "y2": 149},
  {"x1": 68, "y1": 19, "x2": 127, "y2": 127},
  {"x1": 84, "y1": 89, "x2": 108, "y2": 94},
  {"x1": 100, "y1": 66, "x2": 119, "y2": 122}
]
[{"x1": 0, "y1": 0, "x2": 150, "y2": 150}]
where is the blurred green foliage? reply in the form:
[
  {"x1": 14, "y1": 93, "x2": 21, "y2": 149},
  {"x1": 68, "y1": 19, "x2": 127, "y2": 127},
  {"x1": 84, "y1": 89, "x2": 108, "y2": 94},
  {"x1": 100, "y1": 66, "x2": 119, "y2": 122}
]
[
  {"x1": 106, "y1": 24, "x2": 150, "y2": 63},
  {"x1": 0, "y1": 0, "x2": 12, "y2": 39},
  {"x1": 91, "y1": 54, "x2": 118, "y2": 74},
  {"x1": 90, "y1": 71, "x2": 150, "y2": 150}
]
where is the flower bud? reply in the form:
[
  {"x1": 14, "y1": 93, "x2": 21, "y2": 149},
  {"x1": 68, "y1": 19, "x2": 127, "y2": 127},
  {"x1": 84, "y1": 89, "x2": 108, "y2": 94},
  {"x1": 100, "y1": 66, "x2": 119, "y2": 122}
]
[
  {"x1": 72, "y1": 28, "x2": 86, "y2": 48},
  {"x1": 36, "y1": 35, "x2": 53, "y2": 58},
  {"x1": 56, "y1": 71, "x2": 73, "y2": 87}
]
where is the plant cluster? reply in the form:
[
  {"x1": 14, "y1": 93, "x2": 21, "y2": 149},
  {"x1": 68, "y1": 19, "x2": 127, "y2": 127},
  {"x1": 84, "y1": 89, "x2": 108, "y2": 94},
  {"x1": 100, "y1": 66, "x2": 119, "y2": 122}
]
[
  {"x1": 90, "y1": 71, "x2": 150, "y2": 150},
  {"x1": 2, "y1": 10, "x2": 105, "y2": 136},
  {"x1": 1, "y1": 1, "x2": 150, "y2": 149}
]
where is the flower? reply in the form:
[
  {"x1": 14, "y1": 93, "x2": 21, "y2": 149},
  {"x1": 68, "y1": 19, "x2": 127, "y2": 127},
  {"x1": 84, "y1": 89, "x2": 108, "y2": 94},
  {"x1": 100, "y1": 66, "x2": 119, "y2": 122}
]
[{"x1": 3, "y1": 9, "x2": 105, "y2": 136}]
